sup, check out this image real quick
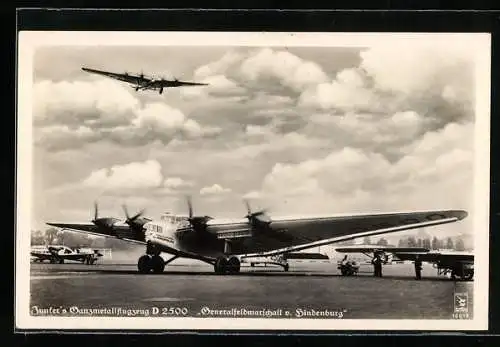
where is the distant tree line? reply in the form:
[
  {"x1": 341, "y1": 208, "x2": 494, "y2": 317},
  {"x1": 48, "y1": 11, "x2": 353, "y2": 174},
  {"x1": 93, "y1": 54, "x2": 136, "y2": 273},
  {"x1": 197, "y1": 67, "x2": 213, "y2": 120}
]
[
  {"x1": 336, "y1": 235, "x2": 467, "y2": 251},
  {"x1": 397, "y1": 235, "x2": 466, "y2": 251}
]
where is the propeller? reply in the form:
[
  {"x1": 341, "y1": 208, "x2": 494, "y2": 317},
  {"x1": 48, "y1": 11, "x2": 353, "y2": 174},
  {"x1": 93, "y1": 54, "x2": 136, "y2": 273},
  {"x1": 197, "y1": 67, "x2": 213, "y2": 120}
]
[
  {"x1": 92, "y1": 201, "x2": 99, "y2": 223},
  {"x1": 244, "y1": 199, "x2": 271, "y2": 227},
  {"x1": 186, "y1": 196, "x2": 212, "y2": 230},
  {"x1": 91, "y1": 202, "x2": 118, "y2": 229},
  {"x1": 122, "y1": 204, "x2": 145, "y2": 226}
]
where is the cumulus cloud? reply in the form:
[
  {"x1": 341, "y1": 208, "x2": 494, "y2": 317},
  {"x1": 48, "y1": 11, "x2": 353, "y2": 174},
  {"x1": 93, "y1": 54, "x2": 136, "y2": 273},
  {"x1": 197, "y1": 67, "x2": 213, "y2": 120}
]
[
  {"x1": 298, "y1": 68, "x2": 382, "y2": 112},
  {"x1": 238, "y1": 48, "x2": 329, "y2": 92},
  {"x1": 163, "y1": 177, "x2": 193, "y2": 188},
  {"x1": 298, "y1": 44, "x2": 474, "y2": 145},
  {"x1": 33, "y1": 80, "x2": 220, "y2": 151},
  {"x1": 216, "y1": 131, "x2": 330, "y2": 161},
  {"x1": 83, "y1": 159, "x2": 163, "y2": 190},
  {"x1": 200, "y1": 184, "x2": 232, "y2": 195},
  {"x1": 79, "y1": 160, "x2": 194, "y2": 197},
  {"x1": 181, "y1": 74, "x2": 247, "y2": 100},
  {"x1": 245, "y1": 124, "x2": 275, "y2": 137},
  {"x1": 250, "y1": 121, "x2": 473, "y2": 218},
  {"x1": 359, "y1": 44, "x2": 474, "y2": 98},
  {"x1": 192, "y1": 48, "x2": 329, "y2": 96}
]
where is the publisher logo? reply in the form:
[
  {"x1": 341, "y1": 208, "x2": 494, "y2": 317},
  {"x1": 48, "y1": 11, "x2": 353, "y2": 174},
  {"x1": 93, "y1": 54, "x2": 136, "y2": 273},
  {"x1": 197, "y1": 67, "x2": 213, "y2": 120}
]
[
  {"x1": 454, "y1": 293, "x2": 468, "y2": 312},
  {"x1": 453, "y1": 293, "x2": 469, "y2": 319}
]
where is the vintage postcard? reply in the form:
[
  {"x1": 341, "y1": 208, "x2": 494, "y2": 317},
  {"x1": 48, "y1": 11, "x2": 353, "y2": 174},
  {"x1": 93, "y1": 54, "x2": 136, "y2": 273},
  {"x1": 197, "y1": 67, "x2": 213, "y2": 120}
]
[{"x1": 16, "y1": 31, "x2": 490, "y2": 331}]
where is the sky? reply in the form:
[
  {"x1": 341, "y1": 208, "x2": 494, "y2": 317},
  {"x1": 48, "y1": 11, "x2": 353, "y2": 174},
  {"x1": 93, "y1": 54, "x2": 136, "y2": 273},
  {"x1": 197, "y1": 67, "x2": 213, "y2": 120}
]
[{"x1": 31, "y1": 41, "x2": 479, "y2": 243}]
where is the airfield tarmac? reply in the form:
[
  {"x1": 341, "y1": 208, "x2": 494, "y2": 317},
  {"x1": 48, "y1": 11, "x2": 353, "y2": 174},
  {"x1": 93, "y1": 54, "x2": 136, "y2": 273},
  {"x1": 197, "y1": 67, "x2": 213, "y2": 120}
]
[{"x1": 29, "y1": 260, "x2": 473, "y2": 320}]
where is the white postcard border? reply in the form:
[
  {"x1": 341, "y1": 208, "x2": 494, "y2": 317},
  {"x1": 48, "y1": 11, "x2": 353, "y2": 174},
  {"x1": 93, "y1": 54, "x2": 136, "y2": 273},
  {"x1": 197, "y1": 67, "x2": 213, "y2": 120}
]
[{"x1": 16, "y1": 31, "x2": 491, "y2": 331}]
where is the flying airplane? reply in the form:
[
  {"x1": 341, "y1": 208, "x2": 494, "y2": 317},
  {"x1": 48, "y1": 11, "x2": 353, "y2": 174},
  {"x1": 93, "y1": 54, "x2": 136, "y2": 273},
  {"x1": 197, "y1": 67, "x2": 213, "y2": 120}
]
[
  {"x1": 81, "y1": 67, "x2": 209, "y2": 94},
  {"x1": 31, "y1": 245, "x2": 103, "y2": 264},
  {"x1": 335, "y1": 245, "x2": 474, "y2": 281},
  {"x1": 47, "y1": 198, "x2": 468, "y2": 275}
]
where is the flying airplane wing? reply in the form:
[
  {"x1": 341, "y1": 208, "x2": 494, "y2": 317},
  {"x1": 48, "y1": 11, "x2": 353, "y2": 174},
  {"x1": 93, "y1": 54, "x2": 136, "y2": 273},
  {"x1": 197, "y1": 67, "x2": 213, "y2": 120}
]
[
  {"x1": 170, "y1": 80, "x2": 209, "y2": 86},
  {"x1": 237, "y1": 210, "x2": 467, "y2": 258},
  {"x1": 82, "y1": 67, "x2": 149, "y2": 85},
  {"x1": 145, "y1": 79, "x2": 209, "y2": 88},
  {"x1": 45, "y1": 222, "x2": 146, "y2": 245}
]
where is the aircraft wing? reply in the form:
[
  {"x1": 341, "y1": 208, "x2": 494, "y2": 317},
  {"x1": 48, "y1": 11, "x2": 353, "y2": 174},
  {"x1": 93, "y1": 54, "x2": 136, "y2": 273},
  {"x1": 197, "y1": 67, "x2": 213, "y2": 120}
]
[
  {"x1": 30, "y1": 251, "x2": 51, "y2": 259},
  {"x1": 393, "y1": 251, "x2": 474, "y2": 263},
  {"x1": 148, "y1": 79, "x2": 209, "y2": 88},
  {"x1": 171, "y1": 80, "x2": 209, "y2": 86},
  {"x1": 46, "y1": 222, "x2": 146, "y2": 245},
  {"x1": 239, "y1": 210, "x2": 467, "y2": 258},
  {"x1": 335, "y1": 246, "x2": 430, "y2": 254},
  {"x1": 82, "y1": 67, "x2": 148, "y2": 85}
]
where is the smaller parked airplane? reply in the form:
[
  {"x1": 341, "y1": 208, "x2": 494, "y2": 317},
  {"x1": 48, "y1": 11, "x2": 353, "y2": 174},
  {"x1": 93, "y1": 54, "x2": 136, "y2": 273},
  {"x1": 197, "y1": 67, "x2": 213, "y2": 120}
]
[
  {"x1": 30, "y1": 245, "x2": 103, "y2": 265},
  {"x1": 244, "y1": 252, "x2": 329, "y2": 271},
  {"x1": 335, "y1": 245, "x2": 474, "y2": 281},
  {"x1": 82, "y1": 67, "x2": 209, "y2": 94}
]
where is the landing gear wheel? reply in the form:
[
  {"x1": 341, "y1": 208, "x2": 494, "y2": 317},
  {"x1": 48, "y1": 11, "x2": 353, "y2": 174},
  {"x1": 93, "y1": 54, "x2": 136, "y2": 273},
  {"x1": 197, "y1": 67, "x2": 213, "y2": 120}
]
[
  {"x1": 138, "y1": 255, "x2": 152, "y2": 274},
  {"x1": 214, "y1": 257, "x2": 228, "y2": 274},
  {"x1": 227, "y1": 257, "x2": 241, "y2": 274},
  {"x1": 283, "y1": 264, "x2": 289, "y2": 272},
  {"x1": 59, "y1": 258, "x2": 64, "y2": 264},
  {"x1": 151, "y1": 255, "x2": 165, "y2": 274}
]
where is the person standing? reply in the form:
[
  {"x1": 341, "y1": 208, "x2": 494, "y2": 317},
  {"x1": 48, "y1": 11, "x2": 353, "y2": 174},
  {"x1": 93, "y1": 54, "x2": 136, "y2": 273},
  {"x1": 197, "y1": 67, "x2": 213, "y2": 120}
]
[
  {"x1": 414, "y1": 255, "x2": 423, "y2": 280},
  {"x1": 371, "y1": 253, "x2": 383, "y2": 277}
]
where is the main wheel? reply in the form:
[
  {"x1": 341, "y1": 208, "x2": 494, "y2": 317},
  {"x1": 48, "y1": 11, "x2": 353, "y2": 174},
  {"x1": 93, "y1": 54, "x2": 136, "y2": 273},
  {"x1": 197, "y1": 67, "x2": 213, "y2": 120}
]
[
  {"x1": 214, "y1": 257, "x2": 228, "y2": 274},
  {"x1": 283, "y1": 264, "x2": 289, "y2": 272},
  {"x1": 138, "y1": 255, "x2": 152, "y2": 274},
  {"x1": 151, "y1": 255, "x2": 165, "y2": 274},
  {"x1": 227, "y1": 257, "x2": 241, "y2": 274}
]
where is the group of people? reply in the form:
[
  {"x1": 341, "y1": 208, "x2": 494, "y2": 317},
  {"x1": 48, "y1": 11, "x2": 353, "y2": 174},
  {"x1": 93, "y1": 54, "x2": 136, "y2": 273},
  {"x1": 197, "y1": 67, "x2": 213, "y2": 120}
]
[{"x1": 354, "y1": 252, "x2": 424, "y2": 280}]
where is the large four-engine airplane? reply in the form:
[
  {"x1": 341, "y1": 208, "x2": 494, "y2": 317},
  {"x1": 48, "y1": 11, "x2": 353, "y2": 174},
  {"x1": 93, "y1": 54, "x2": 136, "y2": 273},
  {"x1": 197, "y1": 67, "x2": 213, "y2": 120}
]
[
  {"x1": 31, "y1": 245, "x2": 103, "y2": 265},
  {"x1": 335, "y1": 245, "x2": 474, "y2": 281},
  {"x1": 81, "y1": 67, "x2": 209, "y2": 94},
  {"x1": 46, "y1": 197, "x2": 468, "y2": 275}
]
